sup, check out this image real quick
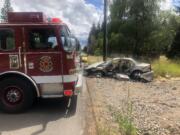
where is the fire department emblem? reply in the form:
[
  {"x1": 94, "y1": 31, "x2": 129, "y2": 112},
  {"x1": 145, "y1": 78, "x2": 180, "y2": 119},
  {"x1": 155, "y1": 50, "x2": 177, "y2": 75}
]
[{"x1": 39, "y1": 56, "x2": 53, "y2": 72}]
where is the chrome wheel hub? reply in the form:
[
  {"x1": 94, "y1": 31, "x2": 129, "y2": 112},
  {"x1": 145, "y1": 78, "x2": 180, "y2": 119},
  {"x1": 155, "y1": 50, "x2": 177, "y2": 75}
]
[
  {"x1": 4, "y1": 87, "x2": 22, "y2": 104},
  {"x1": 7, "y1": 90, "x2": 20, "y2": 103}
]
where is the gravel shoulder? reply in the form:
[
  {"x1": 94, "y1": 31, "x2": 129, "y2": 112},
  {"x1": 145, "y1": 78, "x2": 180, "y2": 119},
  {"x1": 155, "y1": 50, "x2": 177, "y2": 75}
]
[{"x1": 86, "y1": 78, "x2": 180, "y2": 135}]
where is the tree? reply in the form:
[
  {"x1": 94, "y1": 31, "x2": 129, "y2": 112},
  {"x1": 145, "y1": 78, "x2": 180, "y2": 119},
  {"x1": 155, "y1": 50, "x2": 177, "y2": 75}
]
[
  {"x1": 167, "y1": 28, "x2": 180, "y2": 58},
  {"x1": 129, "y1": 0, "x2": 160, "y2": 56},
  {"x1": 87, "y1": 0, "x2": 178, "y2": 58},
  {"x1": 167, "y1": 0, "x2": 180, "y2": 58},
  {"x1": 107, "y1": 0, "x2": 162, "y2": 56},
  {"x1": 87, "y1": 23, "x2": 103, "y2": 55},
  {"x1": 1, "y1": 0, "x2": 13, "y2": 22}
]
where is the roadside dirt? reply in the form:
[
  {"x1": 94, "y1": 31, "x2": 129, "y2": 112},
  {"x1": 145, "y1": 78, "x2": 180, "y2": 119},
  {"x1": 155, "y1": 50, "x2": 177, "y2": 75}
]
[
  {"x1": 86, "y1": 78, "x2": 180, "y2": 135},
  {"x1": 84, "y1": 79, "x2": 97, "y2": 135}
]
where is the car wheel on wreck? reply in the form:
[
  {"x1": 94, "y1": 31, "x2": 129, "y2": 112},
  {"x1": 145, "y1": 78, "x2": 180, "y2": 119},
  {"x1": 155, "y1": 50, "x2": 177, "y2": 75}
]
[
  {"x1": 130, "y1": 70, "x2": 143, "y2": 81},
  {"x1": 94, "y1": 71, "x2": 104, "y2": 78},
  {"x1": 83, "y1": 70, "x2": 89, "y2": 76}
]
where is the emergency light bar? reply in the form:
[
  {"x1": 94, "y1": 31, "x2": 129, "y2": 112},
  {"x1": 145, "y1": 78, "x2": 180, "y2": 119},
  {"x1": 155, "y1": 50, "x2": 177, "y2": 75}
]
[
  {"x1": 7, "y1": 12, "x2": 63, "y2": 24},
  {"x1": 8, "y1": 12, "x2": 46, "y2": 23}
]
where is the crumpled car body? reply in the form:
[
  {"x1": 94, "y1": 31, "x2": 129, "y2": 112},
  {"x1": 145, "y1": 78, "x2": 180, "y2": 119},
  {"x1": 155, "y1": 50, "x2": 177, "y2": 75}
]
[{"x1": 84, "y1": 57, "x2": 154, "y2": 82}]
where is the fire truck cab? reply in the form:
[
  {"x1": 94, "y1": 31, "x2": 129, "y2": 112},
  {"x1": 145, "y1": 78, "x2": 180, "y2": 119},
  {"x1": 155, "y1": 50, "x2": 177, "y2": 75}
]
[{"x1": 0, "y1": 12, "x2": 82, "y2": 113}]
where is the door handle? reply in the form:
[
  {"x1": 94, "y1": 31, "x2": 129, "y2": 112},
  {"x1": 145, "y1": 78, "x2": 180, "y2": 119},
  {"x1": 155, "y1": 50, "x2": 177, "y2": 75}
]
[{"x1": 18, "y1": 47, "x2": 22, "y2": 68}]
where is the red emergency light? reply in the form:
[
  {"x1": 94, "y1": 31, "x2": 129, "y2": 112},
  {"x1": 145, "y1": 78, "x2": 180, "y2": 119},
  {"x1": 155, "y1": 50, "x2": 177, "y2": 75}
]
[{"x1": 51, "y1": 18, "x2": 62, "y2": 23}]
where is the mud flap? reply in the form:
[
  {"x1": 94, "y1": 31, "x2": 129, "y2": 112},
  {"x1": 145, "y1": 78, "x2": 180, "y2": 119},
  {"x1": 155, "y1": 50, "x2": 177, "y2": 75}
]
[{"x1": 65, "y1": 95, "x2": 78, "y2": 117}]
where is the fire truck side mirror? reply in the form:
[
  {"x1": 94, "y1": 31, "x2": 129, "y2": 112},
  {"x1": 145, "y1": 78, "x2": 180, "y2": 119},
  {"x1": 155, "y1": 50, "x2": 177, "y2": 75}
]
[
  {"x1": 75, "y1": 38, "x2": 81, "y2": 52},
  {"x1": 70, "y1": 37, "x2": 76, "y2": 48},
  {"x1": 62, "y1": 36, "x2": 76, "y2": 52}
]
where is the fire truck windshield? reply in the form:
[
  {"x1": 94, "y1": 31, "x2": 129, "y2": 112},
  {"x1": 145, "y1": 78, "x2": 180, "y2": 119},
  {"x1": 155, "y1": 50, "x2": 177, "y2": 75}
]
[{"x1": 60, "y1": 26, "x2": 76, "y2": 52}]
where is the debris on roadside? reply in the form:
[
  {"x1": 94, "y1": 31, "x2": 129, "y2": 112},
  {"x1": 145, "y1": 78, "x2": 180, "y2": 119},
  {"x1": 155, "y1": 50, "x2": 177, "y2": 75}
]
[{"x1": 114, "y1": 74, "x2": 130, "y2": 81}]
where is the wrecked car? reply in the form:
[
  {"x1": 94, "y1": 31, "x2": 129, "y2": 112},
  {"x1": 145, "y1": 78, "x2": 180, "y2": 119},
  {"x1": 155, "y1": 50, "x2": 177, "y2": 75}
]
[{"x1": 84, "y1": 58, "x2": 153, "y2": 82}]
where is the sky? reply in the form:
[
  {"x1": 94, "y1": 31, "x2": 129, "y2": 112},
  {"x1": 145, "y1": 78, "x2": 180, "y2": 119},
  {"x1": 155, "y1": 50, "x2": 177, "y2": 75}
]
[
  {"x1": 10, "y1": 0, "x2": 104, "y2": 47},
  {"x1": 86, "y1": 0, "x2": 103, "y2": 8},
  {"x1": 161, "y1": 0, "x2": 173, "y2": 10},
  {"x1": 0, "y1": 0, "x2": 175, "y2": 47}
]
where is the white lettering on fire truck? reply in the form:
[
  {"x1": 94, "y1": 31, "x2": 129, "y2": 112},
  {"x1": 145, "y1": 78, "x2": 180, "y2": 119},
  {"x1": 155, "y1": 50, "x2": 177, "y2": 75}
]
[{"x1": 39, "y1": 56, "x2": 53, "y2": 72}]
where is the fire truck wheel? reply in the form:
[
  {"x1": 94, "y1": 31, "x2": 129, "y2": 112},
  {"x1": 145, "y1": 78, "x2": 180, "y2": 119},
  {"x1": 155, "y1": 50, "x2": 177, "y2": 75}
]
[{"x1": 0, "y1": 77, "x2": 34, "y2": 113}]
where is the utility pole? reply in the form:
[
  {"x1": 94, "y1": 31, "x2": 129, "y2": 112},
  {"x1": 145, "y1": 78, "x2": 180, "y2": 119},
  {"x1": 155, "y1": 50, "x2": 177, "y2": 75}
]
[{"x1": 103, "y1": 0, "x2": 108, "y2": 61}]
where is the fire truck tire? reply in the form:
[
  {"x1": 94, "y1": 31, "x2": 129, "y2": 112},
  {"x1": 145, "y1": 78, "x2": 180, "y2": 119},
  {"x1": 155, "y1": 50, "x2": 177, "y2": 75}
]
[{"x1": 0, "y1": 77, "x2": 34, "y2": 113}]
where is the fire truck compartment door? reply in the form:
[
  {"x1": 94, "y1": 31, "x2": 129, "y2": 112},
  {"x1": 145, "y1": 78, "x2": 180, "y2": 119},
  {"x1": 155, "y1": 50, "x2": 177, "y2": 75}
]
[{"x1": 24, "y1": 27, "x2": 63, "y2": 96}]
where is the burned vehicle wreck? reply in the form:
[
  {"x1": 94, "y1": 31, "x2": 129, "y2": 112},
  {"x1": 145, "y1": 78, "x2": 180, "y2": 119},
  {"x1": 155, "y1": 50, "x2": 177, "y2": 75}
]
[{"x1": 84, "y1": 58, "x2": 154, "y2": 82}]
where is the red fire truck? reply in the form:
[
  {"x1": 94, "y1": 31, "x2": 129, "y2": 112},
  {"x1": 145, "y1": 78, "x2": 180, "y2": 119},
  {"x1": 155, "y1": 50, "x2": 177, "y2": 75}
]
[{"x1": 0, "y1": 12, "x2": 82, "y2": 113}]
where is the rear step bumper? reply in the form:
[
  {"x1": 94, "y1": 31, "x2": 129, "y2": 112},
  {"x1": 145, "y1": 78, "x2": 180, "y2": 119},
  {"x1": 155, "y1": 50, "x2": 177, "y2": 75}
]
[{"x1": 74, "y1": 74, "x2": 83, "y2": 95}]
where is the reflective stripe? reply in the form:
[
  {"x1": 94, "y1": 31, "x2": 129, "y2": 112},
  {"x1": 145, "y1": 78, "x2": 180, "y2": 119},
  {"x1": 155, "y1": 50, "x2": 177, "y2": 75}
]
[{"x1": 32, "y1": 75, "x2": 78, "y2": 84}]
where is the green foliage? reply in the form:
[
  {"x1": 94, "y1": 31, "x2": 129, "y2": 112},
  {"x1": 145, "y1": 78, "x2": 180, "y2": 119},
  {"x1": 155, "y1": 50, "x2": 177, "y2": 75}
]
[
  {"x1": 167, "y1": 27, "x2": 180, "y2": 58},
  {"x1": 87, "y1": 0, "x2": 179, "y2": 58},
  {"x1": 83, "y1": 46, "x2": 88, "y2": 53},
  {"x1": 1, "y1": 0, "x2": 13, "y2": 22},
  {"x1": 152, "y1": 56, "x2": 180, "y2": 77},
  {"x1": 87, "y1": 23, "x2": 103, "y2": 55},
  {"x1": 94, "y1": 48, "x2": 103, "y2": 56},
  {"x1": 109, "y1": 87, "x2": 137, "y2": 135},
  {"x1": 109, "y1": 0, "x2": 162, "y2": 56},
  {"x1": 110, "y1": 101, "x2": 137, "y2": 135},
  {"x1": 114, "y1": 113, "x2": 137, "y2": 135},
  {"x1": 166, "y1": 1, "x2": 180, "y2": 59}
]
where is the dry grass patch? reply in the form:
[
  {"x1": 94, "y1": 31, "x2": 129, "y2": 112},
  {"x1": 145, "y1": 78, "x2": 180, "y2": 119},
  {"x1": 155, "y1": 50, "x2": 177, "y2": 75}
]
[{"x1": 152, "y1": 56, "x2": 180, "y2": 78}]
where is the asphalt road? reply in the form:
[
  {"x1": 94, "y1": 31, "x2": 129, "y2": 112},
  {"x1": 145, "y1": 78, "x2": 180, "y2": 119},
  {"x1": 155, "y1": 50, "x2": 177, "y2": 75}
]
[{"x1": 0, "y1": 78, "x2": 88, "y2": 135}]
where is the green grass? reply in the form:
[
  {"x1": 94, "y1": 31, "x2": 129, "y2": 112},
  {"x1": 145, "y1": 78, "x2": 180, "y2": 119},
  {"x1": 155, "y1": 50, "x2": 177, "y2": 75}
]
[
  {"x1": 152, "y1": 56, "x2": 180, "y2": 78},
  {"x1": 114, "y1": 113, "x2": 137, "y2": 135},
  {"x1": 109, "y1": 103, "x2": 138, "y2": 135},
  {"x1": 87, "y1": 55, "x2": 113, "y2": 65},
  {"x1": 97, "y1": 124, "x2": 111, "y2": 135},
  {"x1": 87, "y1": 56, "x2": 103, "y2": 64}
]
